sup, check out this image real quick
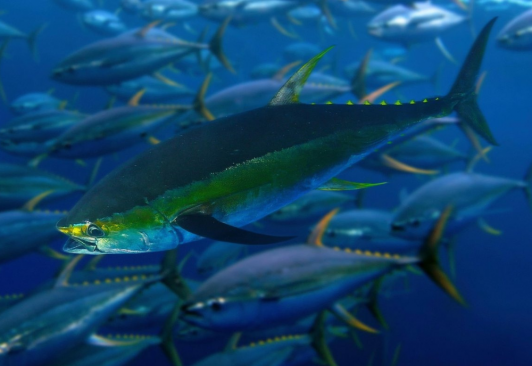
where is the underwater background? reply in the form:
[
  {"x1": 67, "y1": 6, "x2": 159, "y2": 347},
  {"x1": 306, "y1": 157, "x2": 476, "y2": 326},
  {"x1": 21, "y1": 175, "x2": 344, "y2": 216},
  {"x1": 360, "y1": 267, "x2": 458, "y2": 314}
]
[{"x1": 1, "y1": 0, "x2": 532, "y2": 365}]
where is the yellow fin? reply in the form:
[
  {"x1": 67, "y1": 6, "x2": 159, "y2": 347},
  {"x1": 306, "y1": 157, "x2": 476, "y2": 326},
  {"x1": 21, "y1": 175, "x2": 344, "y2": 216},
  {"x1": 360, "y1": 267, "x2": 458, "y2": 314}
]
[
  {"x1": 272, "y1": 60, "x2": 302, "y2": 82},
  {"x1": 153, "y1": 72, "x2": 184, "y2": 88},
  {"x1": 147, "y1": 136, "x2": 161, "y2": 145},
  {"x1": 193, "y1": 73, "x2": 215, "y2": 121},
  {"x1": 136, "y1": 20, "x2": 161, "y2": 38},
  {"x1": 22, "y1": 190, "x2": 55, "y2": 211},
  {"x1": 477, "y1": 218, "x2": 502, "y2": 235},
  {"x1": 307, "y1": 208, "x2": 340, "y2": 247},
  {"x1": 128, "y1": 88, "x2": 146, "y2": 107},
  {"x1": 270, "y1": 17, "x2": 299, "y2": 39},
  {"x1": 329, "y1": 303, "x2": 379, "y2": 334},
  {"x1": 381, "y1": 154, "x2": 439, "y2": 175},
  {"x1": 359, "y1": 82, "x2": 400, "y2": 105}
]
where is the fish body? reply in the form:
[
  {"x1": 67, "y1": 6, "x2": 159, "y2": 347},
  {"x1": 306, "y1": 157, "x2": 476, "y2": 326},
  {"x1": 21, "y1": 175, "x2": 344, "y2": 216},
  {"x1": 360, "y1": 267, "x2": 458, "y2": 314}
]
[
  {"x1": 141, "y1": 0, "x2": 199, "y2": 21},
  {"x1": 106, "y1": 75, "x2": 195, "y2": 103},
  {"x1": 181, "y1": 244, "x2": 412, "y2": 331},
  {"x1": 50, "y1": 105, "x2": 186, "y2": 159},
  {"x1": 0, "y1": 210, "x2": 65, "y2": 264},
  {"x1": 497, "y1": 9, "x2": 532, "y2": 50},
  {"x1": 266, "y1": 190, "x2": 353, "y2": 223},
  {"x1": 52, "y1": 27, "x2": 210, "y2": 85},
  {"x1": 10, "y1": 93, "x2": 64, "y2": 116},
  {"x1": 199, "y1": 0, "x2": 304, "y2": 25},
  {"x1": 0, "y1": 282, "x2": 143, "y2": 366},
  {"x1": 344, "y1": 59, "x2": 432, "y2": 88},
  {"x1": 53, "y1": 0, "x2": 94, "y2": 11},
  {"x1": 391, "y1": 172, "x2": 527, "y2": 240},
  {"x1": 0, "y1": 163, "x2": 85, "y2": 210},
  {"x1": 367, "y1": 3, "x2": 466, "y2": 44},
  {"x1": 197, "y1": 241, "x2": 247, "y2": 275},
  {"x1": 82, "y1": 10, "x2": 128, "y2": 36},
  {"x1": 57, "y1": 20, "x2": 498, "y2": 254}
]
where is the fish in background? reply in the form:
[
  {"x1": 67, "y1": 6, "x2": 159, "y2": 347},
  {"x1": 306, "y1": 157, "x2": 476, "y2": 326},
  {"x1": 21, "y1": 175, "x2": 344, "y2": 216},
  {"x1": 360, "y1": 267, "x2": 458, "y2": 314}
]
[
  {"x1": 56, "y1": 19, "x2": 498, "y2": 254},
  {"x1": 358, "y1": 134, "x2": 468, "y2": 176},
  {"x1": 0, "y1": 20, "x2": 45, "y2": 59},
  {"x1": 284, "y1": 42, "x2": 321, "y2": 62},
  {"x1": 81, "y1": 10, "x2": 128, "y2": 36},
  {"x1": 10, "y1": 92, "x2": 66, "y2": 115},
  {"x1": 121, "y1": 0, "x2": 146, "y2": 14},
  {"x1": 0, "y1": 163, "x2": 85, "y2": 210},
  {"x1": 141, "y1": 0, "x2": 199, "y2": 21},
  {"x1": 266, "y1": 190, "x2": 356, "y2": 223},
  {"x1": 250, "y1": 62, "x2": 280, "y2": 79},
  {"x1": 391, "y1": 152, "x2": 532, "y2": 241},
  {"x1": 367, "y1": 2, "x2": 469, "y2": 62},
  {"x1": 53, "y1": 0, "x2": 95, "y2": 11},
  {"x1": 497, "y1": 8, "x2": 532, "y2": 50},
  {"x1": 327, "y1": 0, "x2": 375, "y2": 18},
  {"x1": 196, "y1": 241, "x2": 247, "y2": 276},
  {"x1": 51, "y1": 20, "x2": 234, "y2": 86},
  {"x1": 106, "y1": 75, "x2": 196, "y2": 103}
]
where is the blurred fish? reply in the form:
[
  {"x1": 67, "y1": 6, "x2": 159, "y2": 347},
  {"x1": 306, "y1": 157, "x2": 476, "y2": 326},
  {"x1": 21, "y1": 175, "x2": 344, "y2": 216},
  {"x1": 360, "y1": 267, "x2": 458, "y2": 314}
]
[
  {"x1": 121, "y1": 0, "x2": 145, "y2": 13},
  {"x1": 344, "y1": 58, "x2": 438, "y2": 89},
  {"x1": 52, "y1": 20, "x2": 233, "y2": 86},
  {"x1": 497, "y1": 8, "x2": 532, "y2": 50},
  {"x1": 52, "y1": 334, "x2": 161, "y2": 366},
  {"x1": 284, "y1": 42, "x2": 321, "y2": 62},
  {"x1": 250, "y1": 62, "x2": 280, "y2": 79},
  {"x1": 106, "y1": 75, "x2": 195, "y2": 103},
  {"x1": 0, "y1": 21, "x2": 44, "y2": 58},
  {"x1": 0, "y1": 257, "x2": 154, "y2": 366},
  {"x1": 0, "y1": 294, "x2": 24, "y2": 314},
  {"x1": 391, "y1": 162, "x2": 532, "y2": 240},
  {"x1": 266, "y1": 190, "x2": 354, "y2": 223},
  {"x1": 57, "y1": 20, "x2": 497, "y2": 254},
  {"x1": 287, "y1": 5, "x2": 321, "y2": 23},
  {"x1": 198, "y1": 0, "x2": 307, "y2": 26},
  {"x1": 0, "y1": 208, "x2": 66, "y2": 264},
  {"x1": 10, "y1": 92, "x2": 65, "y2": 115},
  {"x1": 180, "y1": 208, "x2": 463, "y2": 332},
  {"x1": 82, "y1": 10, "x2": 128, "y2": 36},
  {"x1": 328, "y1": 0, "x2": 375, "y2": 17},
  {"x1": 367, "y1": 3, "x2": 467, "y2": 62},
  {"x1": 197, "y1": 241, "x2": 247, "y2": 276},
  {"x1": 53, "y1": 0, "x2": 95, "y2": 11},
  {"x1": 141, "y1": 0, "x2": 199, "y2": 21},
  {"x1": 358, "y1": 134, "x2": 467, "y2": 176},
  {"x1": 47, "y1": 95, "x2": 191, "y2": 159},
  {"x1": 0, "y1": 163, "x2": 85, "y2": 210}
]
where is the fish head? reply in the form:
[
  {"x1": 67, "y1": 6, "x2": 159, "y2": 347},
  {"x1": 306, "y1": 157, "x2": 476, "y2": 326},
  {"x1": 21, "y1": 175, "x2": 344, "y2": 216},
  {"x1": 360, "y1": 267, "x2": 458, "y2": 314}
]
[
  {"x1": 180, "y1": 296, "x2": 261, "y2": 331},
  {"x1": 497, "y1": 22, "x2": 532, "y2": 50},
  {"x1": 367, "y1": 5, "x2": 411, "y2": 39},
  {"x1": 390, "y1": 205, "x2": 442, "y2": 240},
  {"x1": 57, "y1": 210, "x2": 180, "y2": 254}
]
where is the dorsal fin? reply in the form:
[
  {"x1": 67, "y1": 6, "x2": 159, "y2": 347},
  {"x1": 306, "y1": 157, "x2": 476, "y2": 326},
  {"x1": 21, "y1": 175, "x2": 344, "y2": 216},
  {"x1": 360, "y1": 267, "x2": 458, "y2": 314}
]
[
  {"x1": 128, "y1": 89, "x2": 146, "y2": 107},
  {"x1": 55, "y1": 255, "x2": 84, "y2": 288},
  {"x1": 466, "y1": 146, "x2": 492, "y2": 172},
  {"x1": 272, "y1": 61, "x2": 301, "y2": 81},
  {"x1": 22, "y1": 190, "x2": 54, "y2": 212},
  {"x1": 307, "y1": 208, "x2": 339, "y2": 246},
  {"x1": 136, "y1": 21, "x2": 161, "y2": 38},
  {"x1": 224, "y1": 333, "x2": 242, "y2": 352},
  {"x1": 269, "y1": 46, "x2": 334, "y2": 106}
]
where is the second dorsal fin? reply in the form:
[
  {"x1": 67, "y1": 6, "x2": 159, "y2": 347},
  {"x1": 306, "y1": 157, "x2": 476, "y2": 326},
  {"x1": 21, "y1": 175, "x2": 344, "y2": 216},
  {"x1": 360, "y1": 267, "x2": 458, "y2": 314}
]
[{"x1": 269, "y1": 46, "x2": 333, "y2": 106}]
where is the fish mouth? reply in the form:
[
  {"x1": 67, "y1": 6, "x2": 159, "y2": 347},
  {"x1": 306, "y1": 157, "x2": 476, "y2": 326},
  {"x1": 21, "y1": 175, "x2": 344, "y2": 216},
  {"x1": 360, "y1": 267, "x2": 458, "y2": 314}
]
[{"x1": 63, "y1": 237, "x2": 101, "y2": 254}]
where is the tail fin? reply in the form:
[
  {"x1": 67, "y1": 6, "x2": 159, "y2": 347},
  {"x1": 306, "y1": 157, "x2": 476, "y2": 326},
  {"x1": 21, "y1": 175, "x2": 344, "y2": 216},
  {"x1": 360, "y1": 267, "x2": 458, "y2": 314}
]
[
  {"x1": 160, "y1": 302, "x2": 184, "y2": 366},
  {"x1": 350, "y1": 49, "x2": 371, "y2": 100},
  {"x1": 446, "y1": 18, "x2": 497, "y2": 146},
  {"x1": 523, "y1": 161, "x2": 532, "y2": 212},
  {"x1": 28, "y1": 24, "x2": 47, "y2": 61},
  {"x1": 193, "y1": 73, "x2": 215, "y2": 121},
  {"x1": 0, "y1": 40, "x2": 9, "y2": 103},
  {"x1": 209, "y1": 17, "x2": 235, "y2": 74},
  {"x1": 418, "y1": 206, "x2": 467, "y2": 305},
  {"x1": 311, "y1": 310, "x2": 339, "y2": 366}
]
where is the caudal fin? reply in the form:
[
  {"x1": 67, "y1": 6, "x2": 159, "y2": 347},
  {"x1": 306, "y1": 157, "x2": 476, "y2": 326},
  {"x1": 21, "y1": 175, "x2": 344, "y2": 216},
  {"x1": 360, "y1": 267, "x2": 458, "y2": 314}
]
[
  {"x1": 28, "y1": 24, "x2": 47, "y2": 61},
  {"x1": 446, "y1": 17, "x2": 497, "y2": 146},
  {"x1": 209, "y1": 17, "x2": 235, "y2": 74},
  {"x1": 418, "y1": 206, "x2": 467, "y2": 305}
]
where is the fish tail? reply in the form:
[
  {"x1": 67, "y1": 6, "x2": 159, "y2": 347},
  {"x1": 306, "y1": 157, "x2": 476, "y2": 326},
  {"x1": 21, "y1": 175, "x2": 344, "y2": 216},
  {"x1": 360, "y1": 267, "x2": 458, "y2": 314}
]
[
  {"x1": 209, "y1": 17, "x2": 235, "y2": 74},
  {"x1": 160, "y1": 248, "x2": 192, "y2": 301},
  {"x1": 160, "y1": 302, "x2": 184, "y2": 366},
  {"x1": 0, "y1": 40, "x2": 8, "y2": 103},
  {"x1": 446, "y1": 17, "x2": 497, "y2": 146},
  {"x1": 523, "y1": 162, "x2": 532, "y2": 212},
  {"x1": 193, "y1": 73, "x2": 215, "y2": 121},
  {"x1": 28, "y1": 23, "x2": 47, "y2": 61},
  {"x1": 311, "y1": 310, "x2": 339, "y2": 366},
  {"x1": 418, "y1": 206, "x2": 467, "y2": 306}
]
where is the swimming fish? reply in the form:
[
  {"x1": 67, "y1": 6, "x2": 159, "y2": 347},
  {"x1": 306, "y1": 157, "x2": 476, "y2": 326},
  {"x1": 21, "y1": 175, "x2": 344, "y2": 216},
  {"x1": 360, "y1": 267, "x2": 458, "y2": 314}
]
[
  {"x1": 0, "y1": 21, "x2": 44, "y2": 59},
  {"x1": 81, "y1": 10, "x2": 128, "y2": 36},
  {"x1": 10, "y1": 92, "x2": 65, "y2": 115},
  {"x1": 497, "y1": 8, "x2": 532, "y2": 51},
  {"x1": 52, "y1": 20, "x2": 233, "y2": 86},
  {"x1": 58, "y1": 19, "x2": 497, "y2": 254}
]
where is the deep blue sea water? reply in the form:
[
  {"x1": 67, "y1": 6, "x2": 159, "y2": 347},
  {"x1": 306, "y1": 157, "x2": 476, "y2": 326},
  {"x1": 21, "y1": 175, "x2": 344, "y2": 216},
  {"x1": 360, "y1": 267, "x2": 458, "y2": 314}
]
[{"x1": 1, "y1": 0, "x2": 532, "y2": 365}]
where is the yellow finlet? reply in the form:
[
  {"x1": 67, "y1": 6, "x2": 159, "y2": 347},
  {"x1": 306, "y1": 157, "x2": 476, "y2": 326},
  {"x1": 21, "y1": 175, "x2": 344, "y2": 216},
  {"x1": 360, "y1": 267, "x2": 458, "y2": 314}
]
[
  {"x1": 325, "y1": 101, "x2": 333, "y2": 104},
  {"x1": 394, "y1": 100, "x2": 402, "y2": 105},
  {"x1": 146, "y1": 136, "x2": 161, "y2": 145},
  {"x1": 380, "y1": 100, "x2": 387, "y2": 105},
  {"x1": 346, "y1": 100, "x2": 353, "y2": 105},
  {"x1": 128, "y1": 88, "x2": 146, "y2": 107},
  {"x1": 307, "y1": 208, "x2": 340, "y2": 247},
  {"x1": 409, "y1": 100, "x2": 415, "y2": 104},
  {"x1": 363, "y1": 100, "x2": 371, "y2": 105},
  {"x1": 423, "y1": 98, "x2": 428, "y2": 103}
]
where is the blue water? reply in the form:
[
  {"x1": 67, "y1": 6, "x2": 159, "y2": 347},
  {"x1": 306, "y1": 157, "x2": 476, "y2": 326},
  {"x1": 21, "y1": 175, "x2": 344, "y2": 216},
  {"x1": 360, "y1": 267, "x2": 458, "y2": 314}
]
[{"x1": 1, "y1": 0, "x2": 532, "y2": 365}]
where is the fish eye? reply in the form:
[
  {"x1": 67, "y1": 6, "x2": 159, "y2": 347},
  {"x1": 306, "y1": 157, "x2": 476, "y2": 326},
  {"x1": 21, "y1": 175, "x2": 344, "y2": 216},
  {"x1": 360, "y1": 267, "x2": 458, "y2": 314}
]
[
  {"x1": 209, "y1": 299, "x2": 223, "y2": 311},
  {"x1": 87, "y1": 224, "x2": 105, "y2": 237}
]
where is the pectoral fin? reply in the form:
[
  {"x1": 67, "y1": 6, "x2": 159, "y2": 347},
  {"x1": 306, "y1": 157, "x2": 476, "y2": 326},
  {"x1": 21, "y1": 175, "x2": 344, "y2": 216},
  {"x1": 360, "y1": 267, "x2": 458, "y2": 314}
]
[
  {"x1": 174, "y1": 212, "x2": 294, "y2": 244},
  {"x1": 328, "y1": 303, "x2": 379, "y2": 334},
  {"x1": 477, "y1": 218, "x2": 502, "y2": 235},
  {"x1": 319, "y1": 177, "x2": 386, "y2": 191},
  {"x1": 381, "y1": 154, "x2": 439, "y2": 175}
]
